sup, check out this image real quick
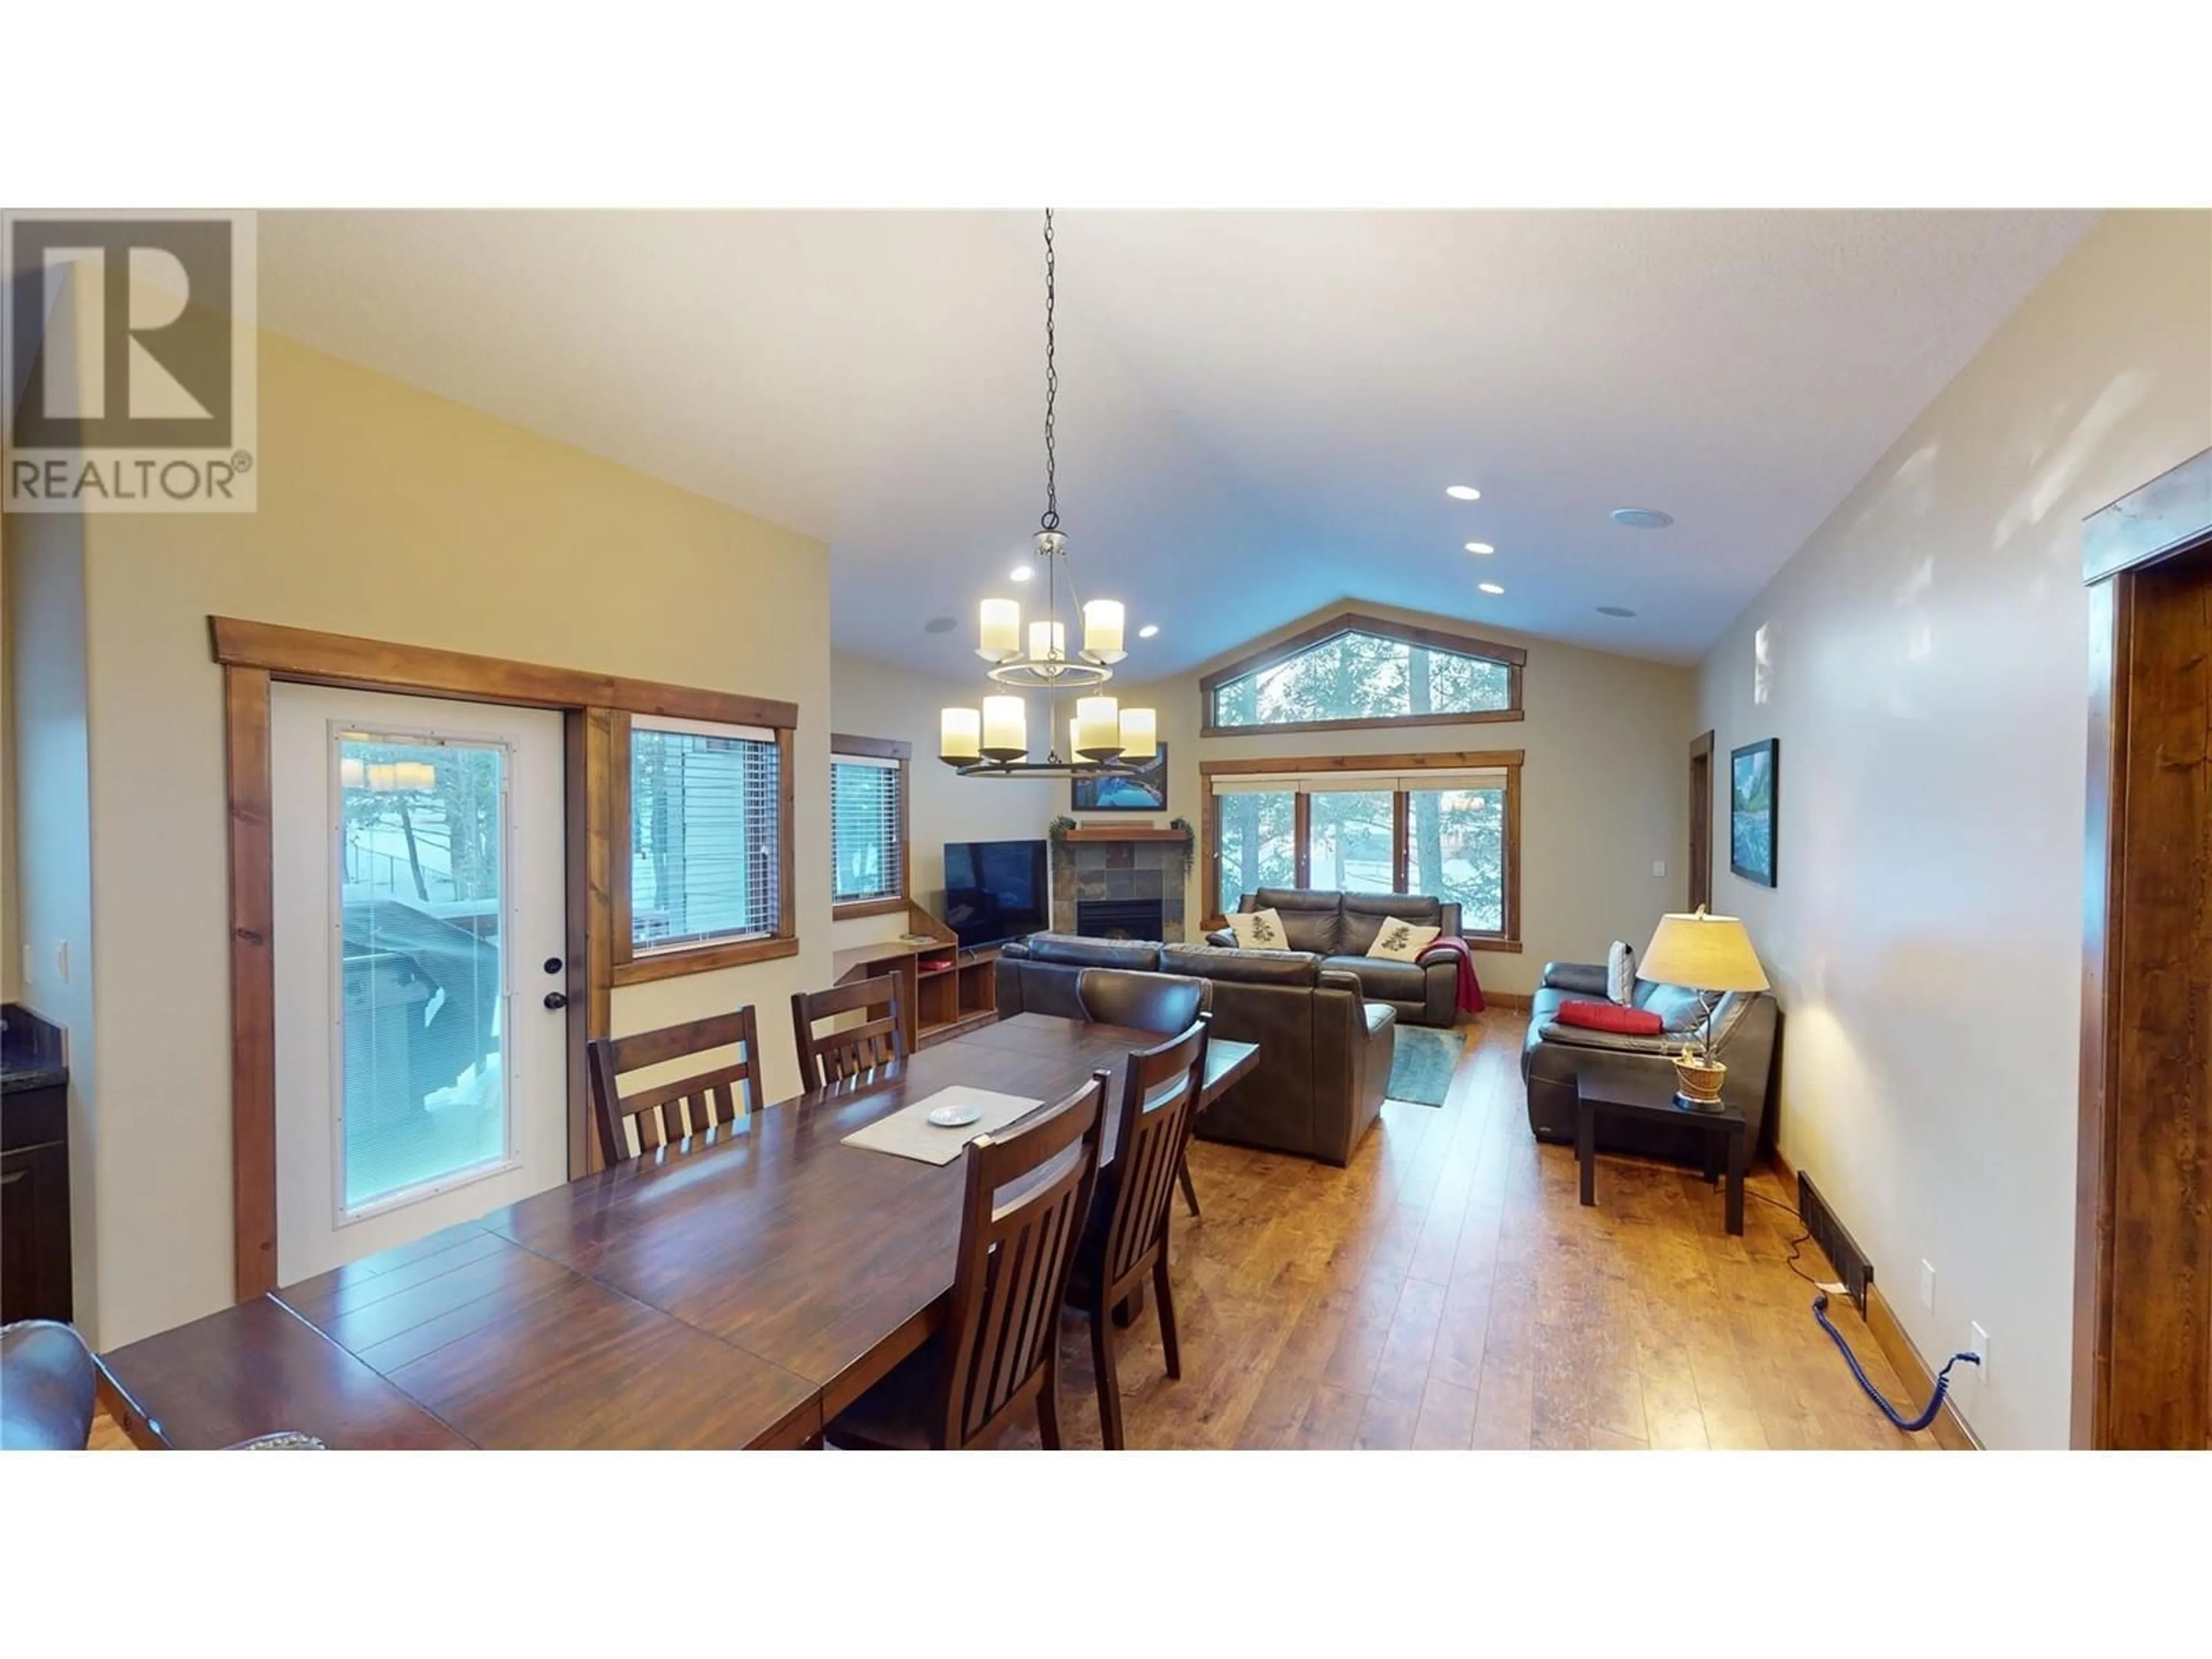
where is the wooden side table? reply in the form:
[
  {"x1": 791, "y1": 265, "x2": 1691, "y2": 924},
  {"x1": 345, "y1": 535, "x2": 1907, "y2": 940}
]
[{"x1": 1574, "y1": 1058, "x2": 1747, "y2": 1235}]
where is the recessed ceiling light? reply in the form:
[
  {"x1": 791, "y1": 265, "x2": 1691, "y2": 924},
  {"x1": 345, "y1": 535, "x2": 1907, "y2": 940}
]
[
  {"x1": 1464, "y1": 541, "x2": 1495, "y2": 555},
  {"x1": 924, "y1": 615, "x2": 959, "y2": 634},
  {"x1": 1596, "y1": 605, "x2": 1637, "y2": 618},
  {"x1": 1478, "y1": 582, "x2": 1505, "y2": 596},
  {"x1": 1611, "y1": 507, "x2": 1673, "y2": 529},
  {"x1": 1138, "y1": 624, "x2": 1160, "y2": 639},
  {"x1": 1446, "y1": 484, "x2": 1482, "y2": 501},
  {"x1": 1010, "y1": 565, "x2": 1034, "y2": 582}
]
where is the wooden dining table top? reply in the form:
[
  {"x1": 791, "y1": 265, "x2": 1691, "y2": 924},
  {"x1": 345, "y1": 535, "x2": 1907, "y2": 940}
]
[{"x1": 96, "y1": 1015, "x2": 1259, "y2": 1451}]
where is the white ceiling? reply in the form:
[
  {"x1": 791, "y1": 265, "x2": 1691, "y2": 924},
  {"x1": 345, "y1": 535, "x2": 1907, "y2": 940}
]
[{"x1": 257, "y1": 210, "x2": 2094, "y2": 675}]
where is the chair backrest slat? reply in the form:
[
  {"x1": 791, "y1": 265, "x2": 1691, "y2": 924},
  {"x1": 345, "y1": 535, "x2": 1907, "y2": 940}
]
[
  {"x1": 587, "y1": 1005, "x2": 766, "y2": 1166},
  {"x1": 1101, "y1": 1017, "x2": 1210, "y2": 1294},
  {"x1": 791, "y1": 975, "x2": 907, "y2": 1090},
  {"x1": 937, "y1": 1073, "x2": 1106, "y2": 1449}
]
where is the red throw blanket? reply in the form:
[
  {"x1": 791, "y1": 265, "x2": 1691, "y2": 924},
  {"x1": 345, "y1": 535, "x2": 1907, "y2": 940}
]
[{"x1": 1419, "y1": 935, "x2": 1486, "y2": 1016}]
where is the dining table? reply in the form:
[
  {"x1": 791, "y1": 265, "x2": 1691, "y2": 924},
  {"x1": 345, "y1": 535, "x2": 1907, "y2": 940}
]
[{"x1": 96, "y1": 1014, "x2": 1260, "y2": 1450}]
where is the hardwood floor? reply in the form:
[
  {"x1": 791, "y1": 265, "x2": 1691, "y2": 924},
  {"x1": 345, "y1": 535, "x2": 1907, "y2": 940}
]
[
  {"x1": 1018, "y1": 1011, "x2": 1941, "y2": 1451},
  {"x1": 89, "y1": 1013, "x2": 1939, "y2": 1452}
]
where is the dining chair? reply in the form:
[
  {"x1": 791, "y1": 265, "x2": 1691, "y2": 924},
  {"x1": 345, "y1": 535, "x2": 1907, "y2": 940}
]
[
  {"x1": 1076, "y1": 966, "x2": 1207, "y2": 1219},
  {"x1": 587, "y1": 1005, "x2": 768, "y2": 1166},
  {"x1": 1064, "y1": 1014, "x2": 1210, "y2": 1450},
  {"x1": 823, "y1": 1073, "x2": 1107, "y2": 1450},
  {"x1": 1, "y1": 1320, "x2": 325, "y2": 1451},
  {"x1": 790, "y1": 974, "x2": 906, "y2": 1090}
]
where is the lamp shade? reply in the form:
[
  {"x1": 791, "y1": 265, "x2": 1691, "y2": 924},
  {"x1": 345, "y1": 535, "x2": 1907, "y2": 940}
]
[
  {"x1": 939, "y1": 707, "x2": 981, "y2": 762},
  {"x1": 1638, "y1": 910, "x2": 1770, "y2": 993},
  {"x1": 980, "y1": 695, "x2": 1027, "y2": 759},
  {"x1": 1075, "y1": 695, "x2": 1120, "y2": 758},
  {"x1": 978, "y1": 598, "x2": 1020, "y2": 662},
  {"x1": 1082, "y1": 599, "x2": 1126, "y2": 662}
]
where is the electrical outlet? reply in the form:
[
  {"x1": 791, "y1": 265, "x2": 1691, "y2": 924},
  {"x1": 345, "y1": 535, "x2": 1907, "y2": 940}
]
[
  {"x1": 1652, "y1": 859, "x2": 1666, "y2": 878},
  {"x1": 1970, "y1": 1321, "x2": 1990, "y2": 1385},
  {"x1": 1919, "y1": 1259, "x2": 1936, "y2": 1311},
  {"x1": 54, "y1": 939, "x2": 69, "y2": 986}
]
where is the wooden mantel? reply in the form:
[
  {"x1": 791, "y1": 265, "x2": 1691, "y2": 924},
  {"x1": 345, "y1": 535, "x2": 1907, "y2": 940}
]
[{"x1": 1060, "y1": 826, "x2": 1190, "y2": 843}]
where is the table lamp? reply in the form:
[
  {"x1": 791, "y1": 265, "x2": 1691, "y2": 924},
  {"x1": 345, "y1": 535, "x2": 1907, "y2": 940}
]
[{"x1": 1637, "y1": 907, "x2": 1770, "y2": 1110}]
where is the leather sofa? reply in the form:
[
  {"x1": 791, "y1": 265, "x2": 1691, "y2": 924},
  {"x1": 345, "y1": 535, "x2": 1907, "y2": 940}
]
[
  {"x1": 1211, "y1": 888, "x2": 1463, "y2": 1027},
  {"x1": 1521, "y1": 960, "x2": 1781, "y2": 1163},
  {"x1": 997, "y1": 932, "x2": 1395, "y2": 1165}
]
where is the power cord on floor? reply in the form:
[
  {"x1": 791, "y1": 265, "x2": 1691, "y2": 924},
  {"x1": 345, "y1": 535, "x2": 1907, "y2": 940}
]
[
  {"x1": 1813, "y1": 1293, "x2": 1980, "y2": 1434},
  {"x1": 1740, "y1": 1185, "x2": 1839, "y2": 1292},
  {"x1": 1742, "y1": 1187, "x2": 1982, "y2": 1433}
]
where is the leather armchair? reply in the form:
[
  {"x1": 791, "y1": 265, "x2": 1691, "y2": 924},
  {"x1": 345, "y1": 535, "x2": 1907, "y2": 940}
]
[
  {"x1": 1076, "y1": 967, "x2": 1207, "y2": 1034},
  {"x1": 996, "y1": 933, "x2": 1395, "y2": 1165},
  {"x1": 1161, "y1": 945, "x2": 1393, "y2": 1166},
  {"x1": 1212, "y1": 888, "x2": 1463, "y2": 1026},
  {"x1": 997, "y1": 933, "x2": 1161, "y2": 1021},
  {"x1": 1521, "y1": 959, "x2": 1781, "y2": 1162}
]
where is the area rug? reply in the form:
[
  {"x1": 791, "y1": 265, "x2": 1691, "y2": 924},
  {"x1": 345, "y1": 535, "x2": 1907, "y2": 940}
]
[{"x1": 1385, "y1": 1025, "x2": 1463, "y2": 1107}]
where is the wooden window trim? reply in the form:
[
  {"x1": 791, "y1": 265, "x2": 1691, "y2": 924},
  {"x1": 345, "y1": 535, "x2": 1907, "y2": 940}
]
[
  {"x1": 1196, "y1": 610, "x2": 1528, "y2": 738},
  {"x1": 612, "y1": 714, "x2": 800, "y2": 985},
  {"x1": 210, "y1": 616, "x2": 802, "y2": 1296},
  {"x1": 830, "y1": 733, "x2": 912, "y2": 919},
  {"x1": 1198, "y1": 749, "x2": 1524, "y2": 948}
]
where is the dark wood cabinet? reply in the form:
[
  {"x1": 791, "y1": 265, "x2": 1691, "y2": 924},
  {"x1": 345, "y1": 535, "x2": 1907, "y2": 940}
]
[{"x1": 2, "y1": 1080, "x2": 74, "y2": 1324}]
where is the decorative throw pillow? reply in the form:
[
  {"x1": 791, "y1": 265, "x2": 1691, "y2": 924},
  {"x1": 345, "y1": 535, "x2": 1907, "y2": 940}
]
[
  {"x1": 1607, "y1": 940, "x2": 1636, "y2": 1005},
  {"x1": 1366, "y1": 919, "x2": 1442, "y2": 961},
  {"x1": 1226, "y1": 907, "x2": 1290, "y2": 950},
  {"x1": 1555, "y1": 999, "x2": 1664, "y2": 1036}
]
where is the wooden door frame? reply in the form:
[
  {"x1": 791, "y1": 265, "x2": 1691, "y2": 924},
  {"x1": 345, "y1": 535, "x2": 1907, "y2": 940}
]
[
  {"x1": 1688, "y1": 730, "x2": 1714, "y2": 912},
  {"x1": 2075, "y1": 446, "x2": 2212, "y2": 1448},
  {"x1": 211, "y1": 618, "x2": 800, "y2": 1302}
]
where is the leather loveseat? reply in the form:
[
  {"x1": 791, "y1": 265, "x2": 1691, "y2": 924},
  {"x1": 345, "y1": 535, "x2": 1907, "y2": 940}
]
[
  {"x1": 1521, "y1": 960, "x2": 1781, "y2": 1163},
  {"x1": 1212, "y1": 887, "x2": 1463, "y2": 1027},
  {"x1": 997, "y1": 932, "x2": 1395, "y2": 1165}
]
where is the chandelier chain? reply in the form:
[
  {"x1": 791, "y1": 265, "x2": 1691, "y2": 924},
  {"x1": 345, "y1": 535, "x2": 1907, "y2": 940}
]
[{"x1": 1041, "y1": 208, "x2": 1059, "y2": 533}]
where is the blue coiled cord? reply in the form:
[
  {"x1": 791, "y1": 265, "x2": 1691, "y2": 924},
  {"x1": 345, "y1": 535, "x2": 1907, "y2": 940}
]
[{"x1": 1813, "y1": 1292, "x2": 1980, "y2": 1434}]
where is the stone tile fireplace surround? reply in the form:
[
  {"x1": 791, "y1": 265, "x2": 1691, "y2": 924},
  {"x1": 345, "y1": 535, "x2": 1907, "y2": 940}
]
[{"x1": 1051, "y1": 830, "x2": 1191, "y2": 944}]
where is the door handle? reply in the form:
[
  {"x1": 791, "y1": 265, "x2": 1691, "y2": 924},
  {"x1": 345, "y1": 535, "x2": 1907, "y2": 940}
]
[{"x1": 543, "y1": 991, "x2": 569, "y2": 1011}]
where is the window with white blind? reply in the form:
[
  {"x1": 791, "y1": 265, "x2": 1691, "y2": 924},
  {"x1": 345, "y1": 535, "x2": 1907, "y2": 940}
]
[
  {"x1": 627, "y1": 717, "x2": 783, "y2": 951},
  {"x1": 1205, "y1": 753, "x2": 1522, "y2": 945},
  {"x1": 831, "y1": 736, "x2": 910, "y2": 912}
]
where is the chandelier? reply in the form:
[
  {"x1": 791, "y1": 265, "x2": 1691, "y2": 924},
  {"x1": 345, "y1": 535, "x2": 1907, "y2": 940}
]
[{"x1": 939, "y1": 211, "x2": 1157, "y2": 779}]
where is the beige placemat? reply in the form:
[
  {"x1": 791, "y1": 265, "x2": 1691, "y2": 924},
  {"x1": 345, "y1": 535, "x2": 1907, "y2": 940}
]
[{"x1": 840, "y1": 1086, "x2": 1046, "y2": 1166}]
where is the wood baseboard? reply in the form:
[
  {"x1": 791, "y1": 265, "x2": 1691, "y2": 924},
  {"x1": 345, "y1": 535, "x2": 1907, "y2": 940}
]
[{"x1": 1482, "y1": 991, "x2": 1533, "y2": 1012}]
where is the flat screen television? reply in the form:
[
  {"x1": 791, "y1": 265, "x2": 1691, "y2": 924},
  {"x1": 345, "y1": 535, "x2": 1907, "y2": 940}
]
[{"x1": 941, "y1": 838, "x2": 1049, "y2": 950}]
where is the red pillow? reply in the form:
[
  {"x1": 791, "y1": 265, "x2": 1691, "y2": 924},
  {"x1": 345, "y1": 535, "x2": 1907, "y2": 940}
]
[{"x1": 1555, "y1": 999, "x2": 1663, "y2": 1035}]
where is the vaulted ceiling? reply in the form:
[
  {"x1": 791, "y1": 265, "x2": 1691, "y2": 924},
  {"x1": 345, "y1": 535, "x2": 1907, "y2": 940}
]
[{"x1": 258, "y1": 210, "x2": 2094, "y2": 675}]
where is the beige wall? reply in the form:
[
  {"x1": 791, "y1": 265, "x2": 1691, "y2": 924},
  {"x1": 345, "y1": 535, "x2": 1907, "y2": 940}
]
[
  {"x1": 54, "y1": 327, "x2": 831, "y2": 1348},
  {"x1": 1693, "y1": 210, "x2": 2212, "y2": 1449},
  {"x1": 828, "y1": 650, "x2": 1060, "y2": 950},
  {"x1": 1119, "y1": 600, "x2": 1696, "y2": 997}
]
